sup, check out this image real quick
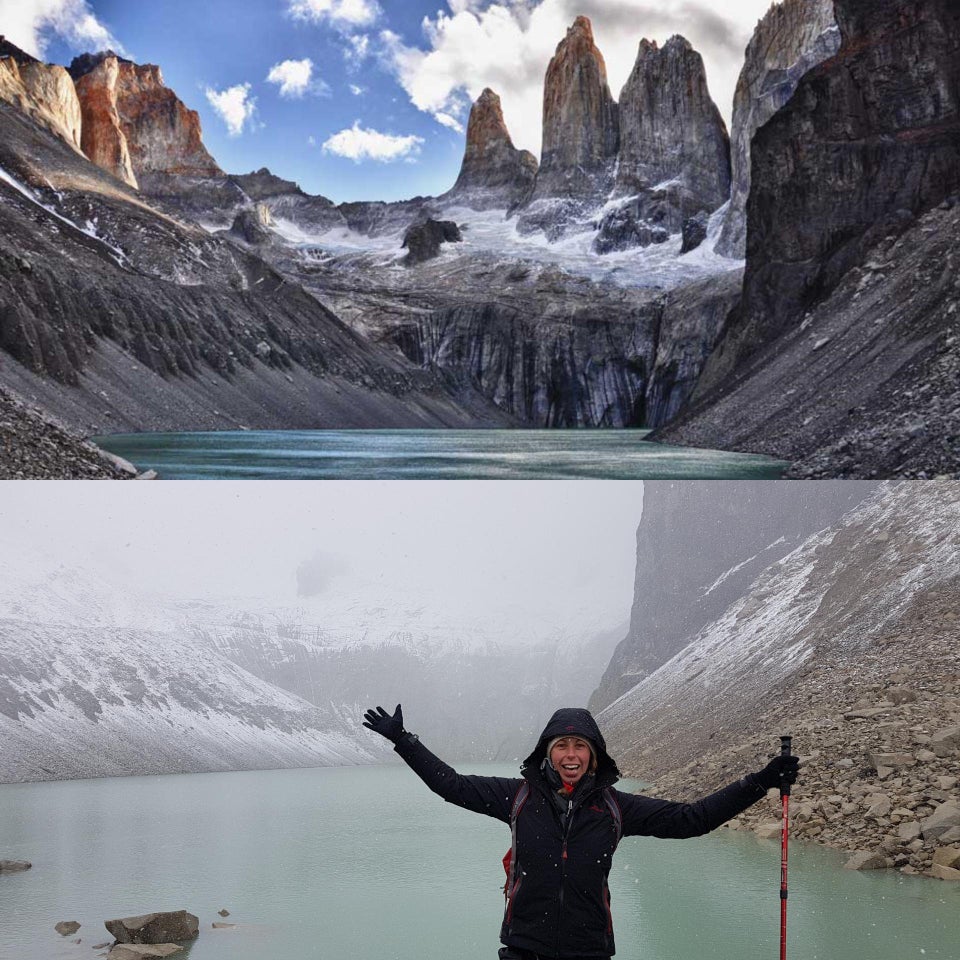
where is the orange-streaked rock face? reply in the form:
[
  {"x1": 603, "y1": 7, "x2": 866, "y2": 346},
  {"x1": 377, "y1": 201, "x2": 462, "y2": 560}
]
[
  {"x1": 447, "y1": 88, "x2": 537, "y2": 206},
  {"x1": 70, "y1": 51, "x2": 221, "y2": 188},
  {"x1": 73, "y1": 56, "x2": 138, "y2": 188},
  {"x1": 535, "y1": 16, "x2": 619, "y2": 198},
  {"x1": 0, "y1": 38, "x2": 83, "y2": 153},
  {"x1": 112, "y1": 60, "x2": 221, "y2": 177}
]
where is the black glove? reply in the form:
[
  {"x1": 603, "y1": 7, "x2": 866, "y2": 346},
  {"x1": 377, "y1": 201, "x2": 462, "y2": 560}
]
[
  {"x1": 753, "y1": 754, "x2": 800, "y2": 791},
  {"x1": 362, "y1": 704, "x2": 405, "y2": 744}
]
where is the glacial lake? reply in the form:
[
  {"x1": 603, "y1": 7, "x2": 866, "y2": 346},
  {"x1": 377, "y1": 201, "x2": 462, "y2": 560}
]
[
  {"x1": 92, "y1": 429, "x2": 789, "y2": 479},
  {"x1": 1, "y1": 764, "x2": 957, "y2": 960}
]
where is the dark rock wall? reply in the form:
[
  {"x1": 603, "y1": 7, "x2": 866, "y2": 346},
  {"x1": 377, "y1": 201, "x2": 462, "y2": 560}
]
[
  {"x1": 704, "y1": 0, "x2": 960, "y2": 389},
  {"x1": 588, "y1": 480, "x2": 880, "y2": 712},
  {"x1": 615, "y1": 36, "x2": 730, "y2": 212}
]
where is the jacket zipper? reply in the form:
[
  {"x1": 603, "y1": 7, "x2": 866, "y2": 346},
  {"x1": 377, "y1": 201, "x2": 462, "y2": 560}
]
[{"x1": 555, "y1": 797, "x2": 575, "y2": 957}]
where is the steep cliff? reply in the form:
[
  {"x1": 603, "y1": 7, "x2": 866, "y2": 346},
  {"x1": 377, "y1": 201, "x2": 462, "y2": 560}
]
[
  {"x1": 443, "y1": 88, "x2": 538, "y2": 210},
  {"x1": 654, "y1": 0, "x2": 960, "y2": 478},
  {"x1": 69, "y1": 50, "x2": 222, "y2": 187},
  {"x1": 534, "y1": 17, "x2": 618, "y2": 199},
  {"x1": 715, "y1": 0, "x2": 839, "y2": 259},
  {"x1": 0, "y1": 37, "x2": 82, "y2": 154},
  {"x1": 615, "y1": 36, "x2": 730, "y2": 211},
  {"x1": 590, "y1": 480, "x2": 879, "y2": 713},
  {"x1": 70, "y1": 54, "x2": 137, "y2": 187}
]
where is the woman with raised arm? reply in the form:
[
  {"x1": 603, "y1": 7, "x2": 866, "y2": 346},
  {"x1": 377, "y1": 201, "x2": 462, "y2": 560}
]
[{"x1": 363, "y1": 704, "x2": 797, "y2": 960}]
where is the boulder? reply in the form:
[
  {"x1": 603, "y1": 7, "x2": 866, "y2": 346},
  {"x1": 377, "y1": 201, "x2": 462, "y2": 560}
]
[
  {"x1": 930, "y1": 863, "x2": 960, "y2": 881},
  {"x1": 443, "y1": 88, "x2": 537, "y2": 210},
  {"x1": 897, "y1": 820, "x2": 922, "y2": 841},
  {"x1": 229, "y1": 205, "x2": 273, "y2": 245},
  {"x1": 868, "y1": 752, "x2": 915, "y2": 773},
  {"x1": 104, "y1": 911, "x2": 199, "y2": 944},
  {"x1": 929, "y1": 725, "x2": 960, "y2": 758},
  {"x1": 843, "y1": 851, "x2": 887, "y2": 870},
  {"x1": 217, "y1": 909, "x2": 230, "y2": 917},
  {"x1": 401, "y1": 219, "x2": 462, "y2": 266},
  {"x1": 211, "y1": 922, "x2": 236, "y2": 929},
  {"x1": 55, "y1": 921, "x2": 81, "y2": 936},
  {"x1": 922, "y1": 802, "x2": 960, "y2": 841},
  {"x1": 754, "y1": 822, "x2": 782, "y2": 840},
  {"x1": 680, "y1": 212, "x2": 709, "y2": 254},
  {"x1": 106, "y1": 946, "x2": 183, "y2": 960},
  {"x1": 932, "y1": 847, "x2": 960, "y2": 870},
  {"x1": 0, "y1": 860, "x2": 32, "y2": 872}
]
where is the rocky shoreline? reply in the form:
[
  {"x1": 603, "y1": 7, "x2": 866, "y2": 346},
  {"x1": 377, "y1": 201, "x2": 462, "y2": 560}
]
[
  {"x1": 0, "y1": 385, "x2": 139, "y2": 479},
  {"x1": 634, "y1": 584, "x2": 960, "y2": 882}
]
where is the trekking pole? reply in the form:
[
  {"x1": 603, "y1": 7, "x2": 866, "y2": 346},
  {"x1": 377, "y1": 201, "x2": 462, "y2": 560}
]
[{"x1": 779, "y1": 735, "x2": 792, "y2": 960}]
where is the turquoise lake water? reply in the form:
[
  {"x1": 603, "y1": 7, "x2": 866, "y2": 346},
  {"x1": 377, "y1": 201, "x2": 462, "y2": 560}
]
[
  {"x1": 0, "y1": 764, "x2": 957, "y2": 960},
  {"x1": 92, "y1": 430, "x2": 789, "y2": 479}
]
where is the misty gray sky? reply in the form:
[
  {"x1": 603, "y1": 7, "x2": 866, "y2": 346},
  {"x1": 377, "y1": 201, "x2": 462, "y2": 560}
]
[{"x1": 1, "y1": 481, "x2": 645, "y2": 636}]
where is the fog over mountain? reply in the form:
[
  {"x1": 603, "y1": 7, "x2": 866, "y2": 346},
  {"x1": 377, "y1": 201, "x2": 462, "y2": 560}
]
[{"x1": 0, "y1": 482, "x2": 642, "y2": 781}]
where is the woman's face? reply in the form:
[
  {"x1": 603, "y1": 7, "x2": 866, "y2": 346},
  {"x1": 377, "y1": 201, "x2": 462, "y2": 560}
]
[{"x1": 549, "y1": 737, "x2": 593, "y2": 786}]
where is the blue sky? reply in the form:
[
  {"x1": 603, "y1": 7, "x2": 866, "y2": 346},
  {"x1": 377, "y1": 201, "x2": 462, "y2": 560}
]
[{"x1": 2, "y1": 0, "x2": 777, "y2": 203}]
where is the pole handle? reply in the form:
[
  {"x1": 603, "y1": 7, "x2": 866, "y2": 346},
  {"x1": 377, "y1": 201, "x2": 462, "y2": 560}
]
[{"x1": 779, "y1": 735, "x2": 792, "y2": 796}]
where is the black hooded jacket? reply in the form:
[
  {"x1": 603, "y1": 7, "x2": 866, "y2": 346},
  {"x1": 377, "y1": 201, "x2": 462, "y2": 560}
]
[{"x1": 394, "y1": 708, "x2": 767, "y2": 959}]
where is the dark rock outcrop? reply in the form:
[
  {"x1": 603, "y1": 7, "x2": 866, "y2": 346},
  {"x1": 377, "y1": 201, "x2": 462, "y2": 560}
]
[
  {"x1": 55, "y1": 921, "x2": 81, "y2": 936},
  {"x1": 592, "y1": 199, "x2": 668, "y2": 254},
  {"x1": 443, "y1": 88, "x2": 538, "y2": 209},
  {"x1": 535, "y1": 16, "x2": 618, "y2": 198},
  {"x1": 229, "y1": 204, "x2": 273, "y2": 245},
  {"x1": 401, "y1": 218, "x2": 462, "y2": 265},
  {"x1": 105, "y1": 911, "x2": 199, "y2": 944},
  {"x1": 0, "y1": 859, "x2": 32, "y2": 872},
  {"x1": 644, "y1": 270, "x2": 741, "y2": 428},
  {"x1": 680, "y1": 211, "x2": 709, "y2": 254},
  {"x1": 615, "y1": 36, "x2": 730, "y2": 212},
  {"x1": 701, "y1": 0, "x2": 960, "y2": 396},
  {"x1": 715, "y1": 0, "x2": 839, "y2": 260},
  {"x1": 588, "y1": 480, "x2": 879, "y2": 713}
]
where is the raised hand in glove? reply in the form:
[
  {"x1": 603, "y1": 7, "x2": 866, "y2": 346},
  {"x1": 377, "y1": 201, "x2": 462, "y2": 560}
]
[
  {"x1": 362, "y1": 704, "x2": 405, "y2": 743},
  {"x1": 753, "y1": 754, "x2": 800, "y2": 791}
]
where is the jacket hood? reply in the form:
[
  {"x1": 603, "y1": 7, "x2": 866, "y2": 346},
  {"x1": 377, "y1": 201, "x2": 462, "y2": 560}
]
[{"x1": 521, "y1": 707, "x2": 621, "y2": 785}]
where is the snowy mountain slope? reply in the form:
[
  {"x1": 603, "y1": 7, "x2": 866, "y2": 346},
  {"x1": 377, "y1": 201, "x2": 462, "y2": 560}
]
[
  {"x1": 599, "y1": 481, "x2": 960, "y2": 777},
  {"x1": 0, "y1": 538, "x2": 622, "y2": 781}
]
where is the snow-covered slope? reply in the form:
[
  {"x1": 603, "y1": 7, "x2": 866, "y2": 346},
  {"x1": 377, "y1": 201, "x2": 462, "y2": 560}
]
[
  {"x1": 0, "y1": 540, "x2": 621, "y2": 781},
  {"x1": 600, "y1": 481, "x2": 960, "y2": 776}
]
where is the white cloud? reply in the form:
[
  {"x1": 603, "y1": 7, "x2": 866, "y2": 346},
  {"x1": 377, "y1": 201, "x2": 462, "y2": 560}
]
[
  {"x1": 266, "y1": 57, "x2": 330, "y2": 98},
  {"x1": 0, "y1": 0, "x2": 124, "y2": 59},
  {"x1": 322, "y1": 121, "x2": 424, "y2": 163},
  {"x1": 343, "y1": 32, "x2": 371, "y2": 69},
  {"x1": 287, "y1": 0, "x2": 380, "y2": 28},
  {"x1": 205, "y1": 83, "x2": 257, "y2": 137},
  {"x1": 381, "y1": 0, "x2": 777, "y2": 157},
  {"x1": 349, "y1": 83, "x2": 366, "y2": 96},
  {"x1": 434, "y1": 112, "x2": 464, "y2": 133}
]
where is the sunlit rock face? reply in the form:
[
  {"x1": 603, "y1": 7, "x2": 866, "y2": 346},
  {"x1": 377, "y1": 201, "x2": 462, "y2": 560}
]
[
  {"x1": 69, "y1": 51, "x2": 221, "y2": 187},
  {"x1": 0, "y1": 37, "x2": 83, "y2": 153},
  {"x1": 443, "y1": 88, "x2": 538, "y2": 210},
  {"x1": 615, "y1": 35, "x2": 730, "y2": 214},
  {"x1": 70, "y1": 55, "x2": 138, "y2": 188},
  {"x1": 531, "y1": 16, "x2": 619, "y2": 201},
  {"x1": 715, "y1": 0, "x2": 840, "y2": 259}
]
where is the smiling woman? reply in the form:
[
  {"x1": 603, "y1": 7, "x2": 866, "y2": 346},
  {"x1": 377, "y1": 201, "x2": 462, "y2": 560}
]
[{"x1": 362, "y1": 704, "x2": 797, "y2": 960}]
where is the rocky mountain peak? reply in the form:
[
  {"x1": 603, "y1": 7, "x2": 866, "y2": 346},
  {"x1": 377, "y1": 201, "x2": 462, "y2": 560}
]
[
  {"x1": 614, "y1": 31, "x2": 730, "y2": 211},
  {"x1": 70, "y1": 50, "x2": 221, "y2": 188},
  {"x1": 531, "y1": 15, "x2": 619, "y2": 200},
  {"x1": 444, "y1": 86, "x2": 537, "y2": 209}
]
